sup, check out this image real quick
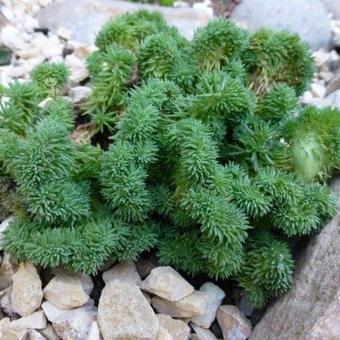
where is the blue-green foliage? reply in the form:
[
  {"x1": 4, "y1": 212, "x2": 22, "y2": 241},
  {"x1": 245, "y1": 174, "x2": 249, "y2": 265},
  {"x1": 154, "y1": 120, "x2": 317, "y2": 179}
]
[{"x1": 0, "y1": 11, "x2": 339, "y2": 310}]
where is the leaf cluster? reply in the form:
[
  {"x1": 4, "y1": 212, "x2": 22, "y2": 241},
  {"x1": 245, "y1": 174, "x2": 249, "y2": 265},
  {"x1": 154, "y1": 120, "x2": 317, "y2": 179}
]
[{"x1": 0, "y1": 11, "x2": 339, "y2": 310}]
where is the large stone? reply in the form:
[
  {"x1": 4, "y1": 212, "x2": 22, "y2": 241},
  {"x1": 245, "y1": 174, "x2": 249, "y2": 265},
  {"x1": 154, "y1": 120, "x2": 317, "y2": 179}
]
[
  {"x1": 0, "y1": 317, "x2": 27, "y2": 340},
  {"x1": 43, "y1": 272, "x2": 89, "y2": 309},
  {"x1": 250, "y1": 177, "x2": 340, "y2": 340},
  {"x1": 86, "y1": 321, "x2": 101, "y2": 340},
  {"x1": 142, "y1": 266, "x2": 194, "y2": 301},
  {"x1": 322, "y1": 0, "x2": 340, "y2": 19},
  {"x1": 157, "y1": 326, "x2": 173, "y2": 340},
  {"x1": 191, "y1": 324, "x2": 217, "y2": 340},
  {"x1": 157, "y1": 314, "x2": 190, "y2": 340},
  {"x1": 42, "y1": 301, "x2": 97, "y2": 340},
  {"x1": 29, "y1": 329, "x2": 47, "y2": 340},
  {"x1": 11, "y1": 263, "x2": 43, "y2": 317},
  {"x1": 102, "y1": 261, "x2": 142, "y2": 287},
  {"x1": 39, "y1": 324, "x2": 60, "y2": 340},
  {"x1": 191, "y1": 282, "x2": 225, "y2": 328},
  {"x1": 217, "y1": 305, "x2": 252, "y2": 340},
  {"x1": 230, "y1": 0, "x2": 332, "y2": 50},
  {"x1": 152, "y1": 291, "x2": 209, "y2": 318},
  {"x1": 98, "y1": 280, "x2": 159, "y2": 340},
  {"x1": 11, "y1": 310, "x2": 47, "y2": 330},
  {"x1": 36, "y1": 0, "x2": 213, "y2": 43}
]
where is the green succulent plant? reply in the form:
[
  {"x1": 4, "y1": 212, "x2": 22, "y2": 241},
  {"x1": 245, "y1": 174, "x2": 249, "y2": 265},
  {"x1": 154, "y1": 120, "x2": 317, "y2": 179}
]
[{"x1": 0, "y1": 10, "x2": 338, "y2": 309}]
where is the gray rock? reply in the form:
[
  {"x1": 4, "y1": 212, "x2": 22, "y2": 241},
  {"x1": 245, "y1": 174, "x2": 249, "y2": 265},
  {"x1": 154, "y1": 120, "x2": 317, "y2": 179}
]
[
  {"x1": 230, "y1": 0, "x2": 332, "y2": 50},
  {"x1": 36, "y1": 0, "x2": 213, "y2": 44},
  {"x1": 250, "y1": 177, "x2": 340, "y2": 340},
  {"x1": 322, "y1": 0, "x2": 340, "y2": 19}
]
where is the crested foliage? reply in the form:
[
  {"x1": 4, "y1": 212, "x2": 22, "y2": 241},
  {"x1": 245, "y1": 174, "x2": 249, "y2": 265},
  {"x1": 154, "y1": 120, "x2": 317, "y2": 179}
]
[{"x1": 0, "y1": 12, "x2": 339, "y2": 309}]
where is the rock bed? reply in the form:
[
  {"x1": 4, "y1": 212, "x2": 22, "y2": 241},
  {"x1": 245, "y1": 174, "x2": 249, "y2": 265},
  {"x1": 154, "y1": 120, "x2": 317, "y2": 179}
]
[{"x1": 0, "y1": 252, "x2": 252, "y2": 339}]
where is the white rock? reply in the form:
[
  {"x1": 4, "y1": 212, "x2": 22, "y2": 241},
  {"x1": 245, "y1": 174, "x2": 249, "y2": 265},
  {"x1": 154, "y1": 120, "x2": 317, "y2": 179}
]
[
  {"x1": 7, "y1": 65, "x2": 28, "y2": 78},
  {"x1": 157, "y1": 314, "x2": 190, "y2": 340},
  {"x1": 1, "y1": 6, "x2": 15, "y2": 23},
  {"x1": 313, "y1": 50, "x2": 330, "y2": 68},
  {"x1": 38, "y1": 324, "x2": 59, "y2": 340},
  {"x1": 0, "y1": 25, "x2": 25, "y2": 50},
  {"x1": 31, "y1": 33, "x2": 48, "y2": 49},
  {"x1": 142, "y1": 266, "x2": 194, "y2": 301},
  {"x1": 0, "y1": 317, "x2": 27, "y2": 340},
  {"x1": 70, "y1": 86, "x2": 92, "y2": 104},
  {"x1": 191, "y1": 282, "x2": 225, "y2": 328},
  {"x1": 102, "y1": 261, "x2": 142, "y2": 287},
  {"x1": 311, "y1": 82, "x2": 326, "y2": 98},
  {"x1": 98, "y1": 280, "x2": 159, "y2": 340},
  {"x1": 86, "y1": 320, "x2": 101, "y2": 340},
  {"x1": 217, "y1": 305, "x2": 252, "y2": 340},
  {"x1": 11, "y1": 310, "x2": 47, "y2": 330},
  {"x1": 65, "y1": 54, "x2": 89, "y2": 83},
  {"x1": 18, "y1": 46, "x2": 41, "y2": 60},
  {"x1": 191, "y1": 324, "x2": 217, "y2": 340},
  {"x1": 43, "y1": 272, "x2": 89, "y2": 309},
  {"x1": 0, "y1": 71, "x2": 12, "y2": 87},
  {"x1": 57, "y1": 26, "x2": 71, "y2": 40},
  {"x1": 51, "y1": 270, "x2": 94, "y2": 296},
  {"x1": 0, "y1": 216, "x2": 13, "y2": 250},
  {"x1": 21, "y1": 56, "x2": 45, "y2": 73},
  {"x1": 11, "y1": 262, "x2": 43, "y2": 317},
  {"x1": 23, "y1": 16, "x2": 39, "y2": 31},
  {"x1": 173, "y1": 1, "x2": 190, "y2": 8},
  {"x1": 42, "y1": 301, "x2": 97, "y2": 339},
  {"x1": 152, "y1": 291, "x2": 209, "y2": 318},
  {"x1": 301, "y1": 90, "x2": 315, "y2": 105},
  {"x1": 192, "y1": 2, "x2": 213, "y2": 16},
  {"x1": 28, "y1": 329, "x2": 47, "y2": 340},
  {"x1": 157, "y1": 325, "x2": 173, "y2": 340},
  {"x1": 40, "y1": 36, "x2": 63, "y2": 59}
]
